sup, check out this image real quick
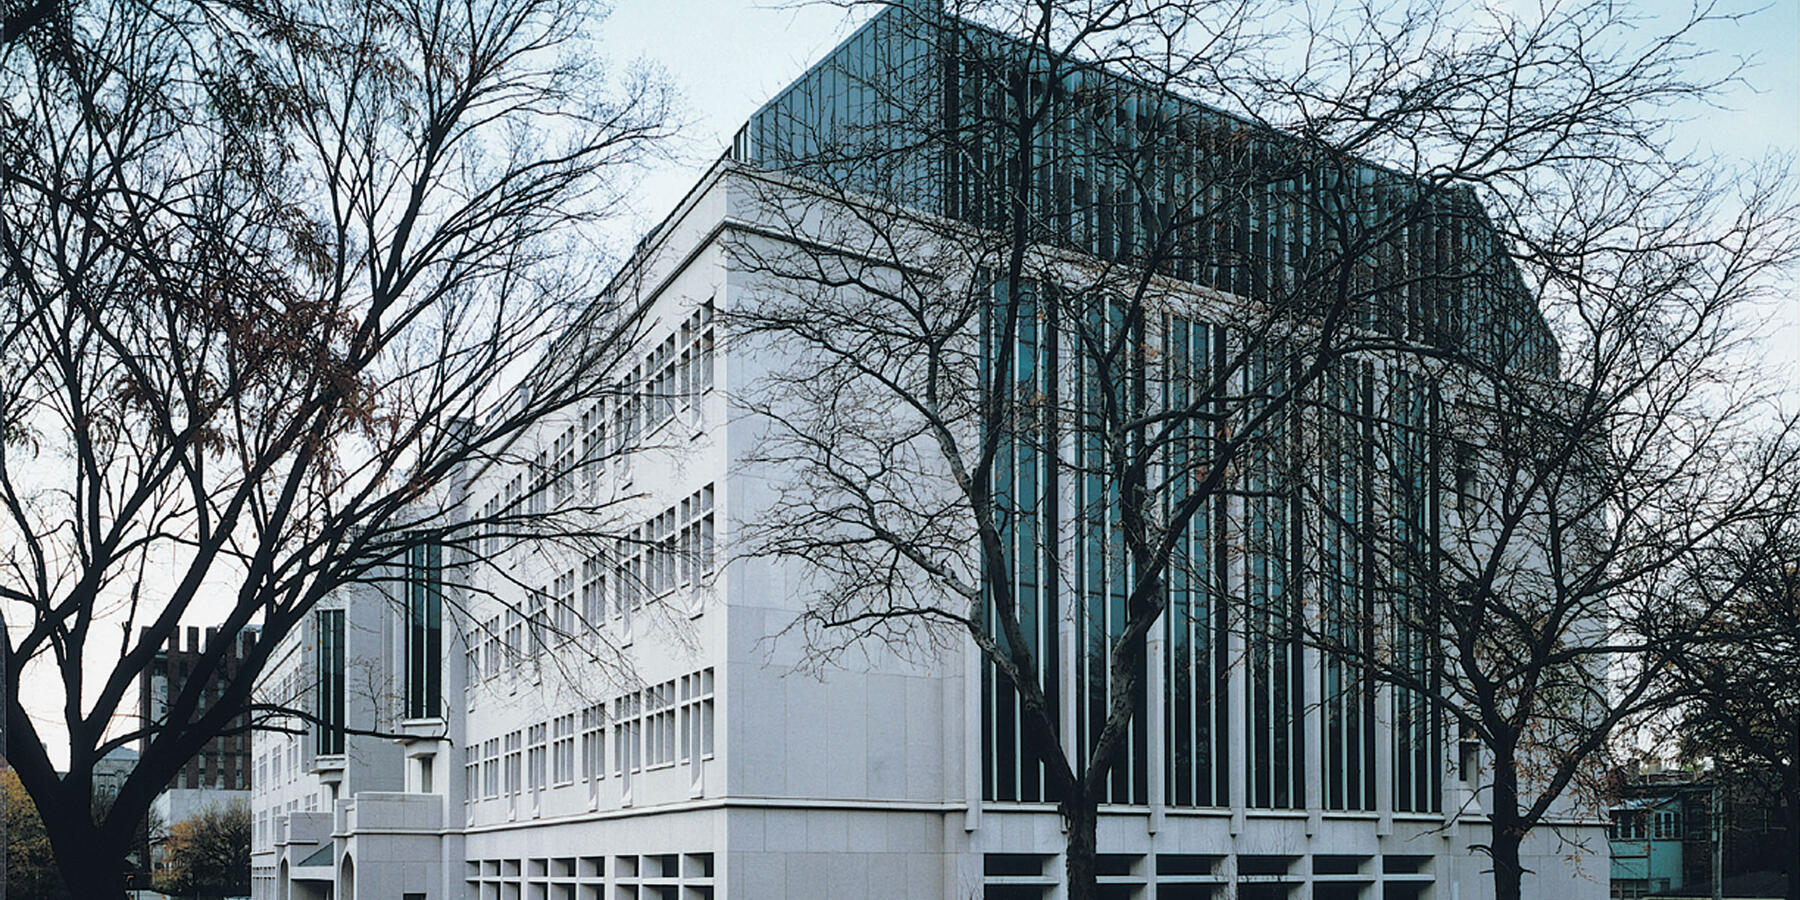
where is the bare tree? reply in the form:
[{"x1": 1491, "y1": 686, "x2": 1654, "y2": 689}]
[
  {"x1": 1665, "y1": 516, "x2": 1800, "y2": 900},
  {"x1": 1294, "y1": 158, "x2": 1799, "y2": 898},
  {"x1": 0, "y1": 0, "x2": 672, "y2": 890},
  {"x1": 722, "y1": 1, "x2": 1789, "y2": 898}
]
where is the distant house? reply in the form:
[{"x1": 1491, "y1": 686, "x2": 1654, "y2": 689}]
[
  {"x1": 1609, "y1": 791, "x2": 1697, "y2": 898},
  {"x1": 1609, "y1": 765, "x2": 1794, "y2": 900}
]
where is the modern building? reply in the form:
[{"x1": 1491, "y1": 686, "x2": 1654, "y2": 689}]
[
  {"x1": 249, "y1": 576, "x2": 459, "y2": 900},
  {"x1": 251, "y1": 6, "x2": 1606, "y2": 899}
]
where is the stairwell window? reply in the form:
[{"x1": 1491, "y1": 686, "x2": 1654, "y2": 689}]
[
  {"x1": 314, "y1": 609, "x2": 345, "y2": 755},
  {"x1": 405, "y1": 541, "x2": 443, "y2": 719}
]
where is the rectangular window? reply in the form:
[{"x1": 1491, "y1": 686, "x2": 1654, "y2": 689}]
[
  {"x1": 552, "y1": 714, "x2": 576, "y2": 785},
  {"x1": 581, "y1": 552, "x2": 606, "y2": 629},
  {"x1": 528, "y1": 450, "x2": 549, "y2": 516},
  {"x1": 613, "y1": 694, "x2": 641, "y2": 776},
  {"x1": 551, "y1": 425, "x2": 576, "y2": 507},
  {"x1": 676, "y1": 301, "x2": 715, "y2": 412},
  {"x1": 483, "y1": 616, "x2": 501, "y2": 679},
  {"x1": 679, "y1": 486, "x2": 716, "y2": 588},
  {"x1": 315, "y1": 609, "x2": 345, "y2": 755},
  {"x1": 406, "y1": 541, "x2": 443, "y2": 719},
  {"x1": 614, "y1": 366, "x2": 641, "y2": 455},
  {"x1": 581, "y1": 704, "x2": 606, "y2": 783},
  {"x1": 580, "y1": 401, "x2": 606, "y2": 485},
  {"x1": 505, "y1": 607, "x2": 524, "y2": 667},
  {"x1": 527, "y1": 723, "x2": 548, "y2": 793},
  {"x1": 504, "y1": 730, "x2": 523, "y2": 795},
  {"x1": 660, "y1": 338, "x2": 676, "y2": 426},
  {"x1": 646, "y1": 681, "x2": 676, "y2": 768},
  {"x1": 479, "y1": 496, "x2": 500, "y2": 557},
  {"x1": 527, "y1": 590, "x2": 547, "y2": 657},
  {"x1": 615, "y1": 535, "x2": 640, "y2": 617},
  {"x1": 464, "y1": 745, "x2": 478, "y2": 806},
  {"x1": 553, "y1": 568, "x2": 577, "y2": 642},
  {"x1": 501, "y1": 473, "x2": 524, "y2": 552},
  {"x1": 482, "y1": 738, "x2": 499, "y2": 798},
  {"x1": 679, "y1": 668, "x2": 716, "y2": 763},
  {"x1": 696, "y1": 301, "x2": 715, "y2": 394}
]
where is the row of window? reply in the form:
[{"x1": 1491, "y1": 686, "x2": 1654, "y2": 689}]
[
  {"x1": 467, "y1": 486, "x2": 717, "y2": 688},
  {"x1": 1609, "y1": 809, "x2": 1684, "y2": 841},
  {"x1": 463, "y1": 853, "x2": 715, "y2": 900},
  {"x1": 252, "y1": 734, "x2": 302, "y2": 796},
  {"x1": 619, "y1": 485, "x2": 718, "y2": 609},
  {"x1": 252, "y1": 795, "x2": 319, "y2": 852},
  {"x1": 252, "y1": 665, "x2": 311, "y2": 796},
  {"x1": 464, "y1": 668, "x2": 716, "y2": 804},
  {"x1": 750, "y1": 15, "x2": 1558, "y2": 375},
  {"x1": 983, "y1": 306, "x2": 1446, "y2": 813},
  {"x1": 474, "y1": 303, "x2": 716, "y2": 559}
]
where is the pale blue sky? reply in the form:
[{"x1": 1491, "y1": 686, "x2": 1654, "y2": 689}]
[
  {"x1": 602, "y1": 0, "x2": 1799, "y2": 377},
  {"x1": 604, "y1": 0, "x2": 1798, "y2": 217}
]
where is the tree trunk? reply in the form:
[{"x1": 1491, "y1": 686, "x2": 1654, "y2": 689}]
[
  {"x1": 41, "y1": 797, "x2": 129, "y2": 900},
  {"x1": 1490, "y1": 753, "x2": 1526, "y2": 900},
  {"x1": 1785, "y1": 720, "x2": 1799, "y2": 900},
  {"x1": 1061, "y1": 795, "x2": 1099, "y2": 900},
  {"x1": 1491, "y1": 820, "x2": 1525, "y2": 900},
  {"x1": 61, "y1": 865, "x2": 129, "y2": 900}
]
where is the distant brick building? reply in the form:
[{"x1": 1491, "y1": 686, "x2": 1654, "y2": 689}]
[{"x1": 137, "y1": 624, "x2": 259, "y2": 824}]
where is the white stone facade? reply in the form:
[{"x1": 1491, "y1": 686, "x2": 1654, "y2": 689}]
[{"x1": 242, "y1": 160, "x2": 1609, "y2": 900}]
